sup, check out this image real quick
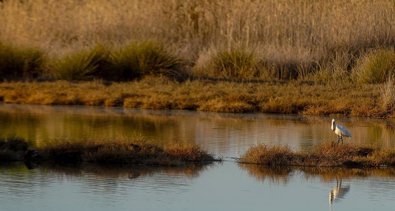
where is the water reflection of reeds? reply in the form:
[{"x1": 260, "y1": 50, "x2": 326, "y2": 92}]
[
  {"x1": 239, "y1": 164, "x2": 293, "y2": 184},
  {"x1": 1, "y1": 104, "x2": 395, "y2": 155},
  {"x1": 239, "y1": 163, "x2": 395, "y2": 184},
  {"x1": 40, "y1": 163, "x2": 210, "y2": 179},
  {"x1": 0, "y1": 163, "x2": 213, "y2": 197}
]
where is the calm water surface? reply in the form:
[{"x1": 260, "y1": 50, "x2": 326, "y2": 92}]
[{"x1": 1, "y1": 104, "x2": 395, "y2": 211}]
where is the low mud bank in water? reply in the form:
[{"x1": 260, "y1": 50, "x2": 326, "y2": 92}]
[
  {"x1": 0, "y1": 138, "x2": 218, "y2": 166},
  {"x1": 241, "y1": 142, "x2": 395, "y2": 168}
]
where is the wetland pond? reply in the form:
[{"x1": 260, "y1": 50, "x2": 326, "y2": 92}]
[{"x1": 1, "y1": 104, "x2": 395, "y2": 211}]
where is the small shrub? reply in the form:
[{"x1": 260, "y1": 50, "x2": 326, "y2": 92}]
[
  {"x1": 46, "y1": 45, "x2": 110, "y2": 81},
  {"x1": 110, "y1": 41, "x2": 186, "y2": 81},
  {"x1": 353, "y1": 49, "x2": 395, "y2": 84},
  {"x1": 0, "y1": 42, "x2": 44, "y2": 81},
  {"x1": 195, "y1": 48, "x2": 262, "y2": 80}
]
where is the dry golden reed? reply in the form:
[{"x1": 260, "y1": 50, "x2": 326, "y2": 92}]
[
  {"x1": 0, "y1": 0, "x2": 393, "y2": 70},
  {"x1": 241, "y1": 142, "x2": 395, "y2": 168},
  {"x1": 0, "y1": 78, "x2": 390, "y2": 117},
  {"x1": 0, "y1": 137, "x2": 216, "y2": 165}
]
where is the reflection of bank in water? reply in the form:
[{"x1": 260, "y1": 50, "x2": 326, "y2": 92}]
[
  {"x1": 239, "y1": 164, "x2": 395, "y2": 184},
  {"x1": 238, "y1": 164, "x2": 395, "y2": 207},
  {"x1": 2, "y1": 104, "x2": 395, "y2": 155},
  {"x1": 329, "y1": 179, "x2": 350, "y2": 205}
]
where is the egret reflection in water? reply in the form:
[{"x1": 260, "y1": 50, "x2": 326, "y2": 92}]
[{"x1": 328, "y1": 179, "x2": 350, "y2": 205}]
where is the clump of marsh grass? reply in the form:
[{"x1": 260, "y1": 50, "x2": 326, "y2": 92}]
[
  {"x1": 38, "y1": 141, "x2": 216, "y2": 166},
  {"x1": 352, "y1": 49, "x2": 395, "y2": 84},
  {"x1": 380, "y1": 76, "x2": 395, "y2": 113},
  {"x1": 308, "y1": 142, "x2": 373, "y2": 166},
  {"x1": 46, "y1": 45, "x2": 110, "y2": 81},
  {"x1": 45, "y1": 42, "x2": 187, "y2": 81},
  {"x1": 0, "y1": 137, "x2": 29, "y2": 161},
  {"x1": 241, "y1": 144, "x2": 294, "y2": 166},
  {"x1": 0, "y1": 42, "x2": 44, "y2": 81},
  {"x1": 370, "y1": 149, "x2": 395, "y2": 166},
  {"x1": 0, "y1": 137, "x2": 217, "y2": 166},
  {"x1": 165, "y1": 144, "x2": 214, "y2": 162},
  {"x1": 240, "y1": 142, "x2": 395, "y2": 168},
  {"x1": 110, "y1": 41, "x2": 187, "y2": 81},
  {"x1": 194, "y1": 48, "x2": 263, "y2": 80},
  {"x1": 44, "y1": 142, "x2": 85, "y2": 163}
]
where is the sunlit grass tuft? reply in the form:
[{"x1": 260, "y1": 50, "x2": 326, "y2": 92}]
[
  {"x1": 195, "y1": 48, "x2": 262, "y2": 80},
  {"x1": 110, "y1": 41, "x2": 187, "y2": 81},
  {"x1": 0, "y1": 78, "x2": 387, "y2": 116},
  {"x1": 380, "y1": 76, "x2": 395, "y2": 112},
  {"x1": 241, "y1": 144, "x2": 294, "y2": 166},
  {"x1": 353, "y1": 49, "x2": 395, "y2": 84},
  {"x1": 46, "y1": 45, "x2": 110, "y2": 81},
  {"x1": 165, "y1": 144, "x2": 214, "y2": 162}
]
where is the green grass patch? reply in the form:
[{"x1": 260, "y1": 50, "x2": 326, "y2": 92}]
[
  {"x1": 110, "y1": 41, "x2": 187, "y2": 81},
  {"x1": 0, "y1": 42, "x2": 44, "y2": 81},
  {"x1": 46, "y1": 45, "x2": 110, "y2": 81},
  {"x1": 353, "y1": 49, "x2": 395, "y2": 84},
  {"x1": 45, "y1": 41, "x2": 186, "y2": 81}
]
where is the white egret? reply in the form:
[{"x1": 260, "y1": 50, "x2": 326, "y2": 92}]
[{"x1": 331, "y1": 119, "x2": 351, "y2": 144}]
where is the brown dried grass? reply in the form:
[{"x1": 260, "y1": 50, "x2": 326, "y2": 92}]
[{"x1": 241, "y1": 142, "x2": 395, "y2": 168}]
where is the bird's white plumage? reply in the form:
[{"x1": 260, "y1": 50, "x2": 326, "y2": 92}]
[
  {"x1": 335, "y1": 124, "x2": 351, "y2": 137},
  {"x1": 331, "y1": 119, "x2": 351, "y2": 143}
]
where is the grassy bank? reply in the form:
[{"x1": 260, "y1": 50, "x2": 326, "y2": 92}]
[
  {"x1": 240, "y1": 142, "x2": 395, "y2": 168},
  {"x1": 0, "y1": 137, "x2": 217, "y2": 166},
  {"x1": 0, "y1": 78, "x2": 392, "y2": 117},
  {"x1": 0, "y1": 1, "x2": 394, "y2": 117}
]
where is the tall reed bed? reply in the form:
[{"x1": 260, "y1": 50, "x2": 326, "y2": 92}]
[{"x1": 0, "y1": 0, "x2": 394, "y2": 81}]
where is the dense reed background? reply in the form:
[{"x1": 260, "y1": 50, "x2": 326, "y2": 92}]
[
  {"x1": 0, "y1": 0, "x2": 394, "y2": 80},
  {"x1": 0, "y1": 0, "x2": 394, "y2": 115}
]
